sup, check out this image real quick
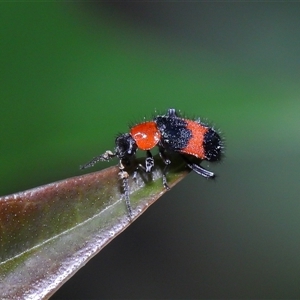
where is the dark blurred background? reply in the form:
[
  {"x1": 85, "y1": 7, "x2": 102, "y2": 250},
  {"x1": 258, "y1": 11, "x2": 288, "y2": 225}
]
[{"x1": 1, "y1": 2, "x2": 300, "y2": 298}]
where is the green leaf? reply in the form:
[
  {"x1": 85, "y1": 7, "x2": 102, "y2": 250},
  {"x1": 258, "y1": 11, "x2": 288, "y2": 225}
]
[{"x1": 0, "y1": 155, "x2": 189, "y2": 299}]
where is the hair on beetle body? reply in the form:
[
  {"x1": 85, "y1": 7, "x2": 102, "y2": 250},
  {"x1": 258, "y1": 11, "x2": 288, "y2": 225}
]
[{"x1": 80, "y1": 108, "x2": 224, "y2": 217}]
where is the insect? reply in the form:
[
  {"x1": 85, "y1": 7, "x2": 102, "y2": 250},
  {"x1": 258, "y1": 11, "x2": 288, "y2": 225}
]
[{"x1": 80, "y1": 108, "x2": 223, "y2": 216}]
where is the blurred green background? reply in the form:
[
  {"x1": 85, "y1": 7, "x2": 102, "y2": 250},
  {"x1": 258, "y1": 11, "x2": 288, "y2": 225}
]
[{"x1": 1, "y1": 2, "x2": 300, "y2": 298}]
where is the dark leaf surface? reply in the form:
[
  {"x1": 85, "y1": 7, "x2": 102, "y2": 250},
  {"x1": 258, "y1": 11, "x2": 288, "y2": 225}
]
[{"x1": 0, "y1": 156, "x2": 189, "y2": 299}]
